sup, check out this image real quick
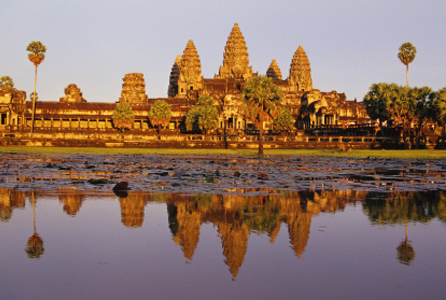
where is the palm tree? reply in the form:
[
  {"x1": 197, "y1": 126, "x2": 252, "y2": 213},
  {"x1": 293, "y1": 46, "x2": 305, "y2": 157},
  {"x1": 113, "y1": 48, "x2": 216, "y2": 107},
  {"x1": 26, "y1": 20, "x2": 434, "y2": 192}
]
[
  {"x1": 25, "y1": 192, "x2": 45, "y2": 258},
  {"x1": 398, "y1": 42, "x2": 416, "y2": 87},
  {"x1": 396, "y1": 222, "x2": 415, "y2": 265},
  {"x1": 0, "y1": 76, "x2": 15, "y2": 90},
  {"x1": 112, "y1": 103, "x2": 135, "y2": 132},
  {"x1": 148, "y1": 100, "x2": 172, "y2": 132},
  {"x1": 26, "y1": 41, "x2": 47, "y2": 133},
  {"x1": 242, "y1": 76, "x2": 282, "y2": 155}
]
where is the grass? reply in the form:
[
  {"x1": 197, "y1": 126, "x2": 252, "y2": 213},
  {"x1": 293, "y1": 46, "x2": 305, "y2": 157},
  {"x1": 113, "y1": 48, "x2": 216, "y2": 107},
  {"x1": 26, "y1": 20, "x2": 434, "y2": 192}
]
[{"x1": 1, "y1": 146, "x2": 446, "y2": 160}]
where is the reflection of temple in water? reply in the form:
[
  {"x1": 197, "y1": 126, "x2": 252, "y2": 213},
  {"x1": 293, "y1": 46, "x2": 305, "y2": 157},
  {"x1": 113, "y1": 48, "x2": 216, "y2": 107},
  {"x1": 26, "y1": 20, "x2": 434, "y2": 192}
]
[
  {"x1": 3, "y1": 188, "x2": 443, "y2": 278},
  {"x1": 58, "y1": 191, "x2": 86, "y2": 216},
  {"x1": 0, "y1": 188, "x2": 27, "y2": 221},
  {"x1": 118, "y1": 192, "x2": 154, "y2": 228},
  {"x1": 166, "y1": 189, "x2": 370, "y2": 278}
]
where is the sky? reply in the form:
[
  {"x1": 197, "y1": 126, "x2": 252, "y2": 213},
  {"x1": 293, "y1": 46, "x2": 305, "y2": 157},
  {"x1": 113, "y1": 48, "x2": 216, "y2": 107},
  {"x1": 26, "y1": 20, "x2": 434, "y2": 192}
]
[{"x1": 1, "y1": 0, "x2": 445, "y2": 103}]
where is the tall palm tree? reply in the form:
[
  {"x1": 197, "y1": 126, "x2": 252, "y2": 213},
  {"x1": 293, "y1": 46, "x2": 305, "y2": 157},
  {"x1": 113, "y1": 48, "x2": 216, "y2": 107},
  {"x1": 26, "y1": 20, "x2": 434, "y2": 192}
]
[
  {"x1": 25, "y1": 192, "x2": 45, "y2": 258},
  {"x1": 26, "y1": 41, "x2": 47, "y2": 133},
  {"x1": 242, "y1": 76, "x2": 282, "y2": 155},
  {"x1": 398, "y1": 42, "x2": 416, "y2": 87}
]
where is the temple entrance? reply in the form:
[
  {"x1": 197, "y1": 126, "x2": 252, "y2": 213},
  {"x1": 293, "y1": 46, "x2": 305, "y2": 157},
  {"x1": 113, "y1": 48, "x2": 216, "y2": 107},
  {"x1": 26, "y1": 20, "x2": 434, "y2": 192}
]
[{"x1": 1, "y1": 113, "x2": 7, "y2": 125}]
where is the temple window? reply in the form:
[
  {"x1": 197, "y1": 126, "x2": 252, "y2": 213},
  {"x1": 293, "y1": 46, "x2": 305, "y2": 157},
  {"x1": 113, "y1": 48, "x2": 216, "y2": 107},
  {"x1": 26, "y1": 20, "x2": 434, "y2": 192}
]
[
  {"x1": 1, "y1": 114, "x2": 7, "y2": 125},
  {"x1": 190, "y1": 86, "x2": 193, "y2": 90}
]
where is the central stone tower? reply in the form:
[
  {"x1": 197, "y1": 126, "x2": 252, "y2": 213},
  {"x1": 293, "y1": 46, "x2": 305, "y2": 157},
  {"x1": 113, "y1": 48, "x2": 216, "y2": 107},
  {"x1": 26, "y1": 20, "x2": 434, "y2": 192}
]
[
  {"x1": 288, "y1": 45, "x2": 313, "y2": 92},
  {"x1": 215, "y1": 23, "x2": 253, "y2": 80}
]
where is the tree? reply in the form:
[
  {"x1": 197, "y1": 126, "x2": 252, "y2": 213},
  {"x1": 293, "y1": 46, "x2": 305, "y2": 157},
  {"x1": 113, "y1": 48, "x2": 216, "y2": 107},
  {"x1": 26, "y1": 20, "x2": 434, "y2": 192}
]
[
  {"x1": 185, "y1": 95, "x2": 219, "y2": 134},
  {"x1": 396, "y1": 222, "x2": 415, "y2": 265},
  {"x1": 29, "y1": 92, "x2": 38, "y2": 101},
  {"x1": 112, "y1": 103, "x2": 135, "y2": 132},
  {"x1": 433, "y1": 88, "x2": 446, "y2": 135},
  {"x1": 148, "y1": 100, "x2": 172, "y2": 131},
  {"x1": 409, "y1": 86, "x2": 435, "y2": 148},
  {"x1": 363, "y1": 83, "x2": 395, "y2": 133},
  {"x1": 390, "y1": 85, "x2": 414, "y2": 149},
  {"x1": 0, "y1": 76, "x2": 15, "y2": 90},
  {"x1": 271, "y1": 108, "x2": 295, "y2": 132},
  {"x1": 242, "y1": 76, "x2": 282, "y2": 155},
  {"x1": 25, "y1": 192, "x2": 45, "y2": 259},
  {"x1": 398, "y1": 42, "x2": 416, "y2": 87},
  {"x1": 27, "y1": 41, "x2": 47, "y2": 133}
]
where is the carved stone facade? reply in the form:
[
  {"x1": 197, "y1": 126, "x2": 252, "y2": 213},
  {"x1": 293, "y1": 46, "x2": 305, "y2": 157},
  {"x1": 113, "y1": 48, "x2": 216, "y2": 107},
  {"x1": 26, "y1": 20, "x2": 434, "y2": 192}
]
[
  {"x1": 168, "y1": 55, "x2": 181, "y2": 98},
  {"x1": 60, "y1": 84, "x2": 86, "y2": 103},
  {"x1": 288, "y1": 45, "x2": 313, "y2": 92},
  {"x1": 0, "y1": 23, "x2": 375, "y2": 146},
  {"x1": 119, "y1": 73, "x2": 149, "y2": 104},
  {"x1": 176, "y1": 40, "x2": 203, "y2": 97},
  {"x1": 215, "y1": 23, "x2": 254, "y2": 81},
  {"x1": 266, "y1": 59, "x2": 283, "y2": 80}
]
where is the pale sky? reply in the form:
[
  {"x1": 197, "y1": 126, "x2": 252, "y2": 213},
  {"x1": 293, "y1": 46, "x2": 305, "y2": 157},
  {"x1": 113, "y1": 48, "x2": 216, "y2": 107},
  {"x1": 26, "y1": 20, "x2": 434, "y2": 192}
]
[{"x1": 2, "y1": 0, "x2": 445, "y2": 103}]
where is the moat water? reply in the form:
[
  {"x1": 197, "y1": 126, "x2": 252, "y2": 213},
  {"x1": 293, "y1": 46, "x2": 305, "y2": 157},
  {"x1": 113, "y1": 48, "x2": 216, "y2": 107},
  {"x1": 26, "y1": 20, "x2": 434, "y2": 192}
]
[{"x1": 1, "y1": 189, "x2": 445, "y2": 300}]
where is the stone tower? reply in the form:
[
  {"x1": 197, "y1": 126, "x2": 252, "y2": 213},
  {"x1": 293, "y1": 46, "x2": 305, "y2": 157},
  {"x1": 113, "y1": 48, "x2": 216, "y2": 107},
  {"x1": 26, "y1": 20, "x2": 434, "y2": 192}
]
[
  {"x1": 119, "y1": 73, "x2": 149, "y2": 103},
  {"x1": 216, "y1": 23, "x2": 253, "y2": 80},
  {"x1": 266, "y1": 59, "x2": 283, "y2": 80},
  {"x1": 168, "y1": 55, "x2": 181, "y2": 97},
  {"x1": 178, "y1": 40, "x2": 203, "y2": 96},
  {"x1": 288, "y1": 45, "x2": 313, "y2": 92}
]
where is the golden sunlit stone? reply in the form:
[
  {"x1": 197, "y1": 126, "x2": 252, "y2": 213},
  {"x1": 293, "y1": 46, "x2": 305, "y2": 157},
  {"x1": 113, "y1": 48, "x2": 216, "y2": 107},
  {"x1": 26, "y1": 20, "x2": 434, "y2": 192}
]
[
  {"x1": 119, "y1": 73, "x2": 149, "y2": 104},
  {"x1": 266, "y1": 59, "x2": 283, "y2": 80},
  {"x1": 60, "y1": 84, "x2": 87, "y2": 103},
  {"x1": 216, "y1": 23, "x2": 254, "y2": 80}
]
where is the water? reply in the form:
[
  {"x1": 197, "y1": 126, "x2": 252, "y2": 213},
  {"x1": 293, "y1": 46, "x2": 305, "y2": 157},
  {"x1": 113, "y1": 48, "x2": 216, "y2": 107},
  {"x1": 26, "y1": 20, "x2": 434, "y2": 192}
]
[{"x1": 1, "y1": 189, "x2": 445, "y2": 300}]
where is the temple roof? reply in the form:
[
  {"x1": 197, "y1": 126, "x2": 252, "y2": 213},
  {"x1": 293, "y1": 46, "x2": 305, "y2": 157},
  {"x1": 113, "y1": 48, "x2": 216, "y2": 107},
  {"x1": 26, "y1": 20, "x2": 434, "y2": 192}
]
[
  {"x1": 267, "y1": 59, "x2": 283, "y2": 80},
  {"x1": 180, "y1": 40, "x2": 202, "y2": 79},
  {"x1": 216, "y1": 23, "x2": 253, "y2": 80},
  {"x1": 289, "y1": 45, "x2": 313, "y2": 92}
]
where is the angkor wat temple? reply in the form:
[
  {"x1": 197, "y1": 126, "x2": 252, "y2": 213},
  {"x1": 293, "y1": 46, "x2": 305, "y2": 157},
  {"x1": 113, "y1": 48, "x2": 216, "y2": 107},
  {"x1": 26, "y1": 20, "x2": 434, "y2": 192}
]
[{"x1": 1, "y1": 23, "x2": 435, "y2": 149}]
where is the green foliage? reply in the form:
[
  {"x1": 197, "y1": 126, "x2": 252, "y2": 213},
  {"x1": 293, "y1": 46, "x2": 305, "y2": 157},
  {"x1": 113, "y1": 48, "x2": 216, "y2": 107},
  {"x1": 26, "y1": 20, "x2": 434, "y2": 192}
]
[
  {"x1": 27, "y1": 41, "x2": 47, "y2": 67},
  {"x1": 0, "y1": 76, "x2": 15, "y2": 90},
  {"x1": 29, "y1": 92, "x2": 38, "y2": 101},
  {"x1": 25, "y1": 233, "x2": 45, "y2": 258},
  {"x1": 433, "y1": 87, "x2": 446, "y2": 125},
  {"x1": 364, "y1": 83, "x2": 438, "y2": 145},
  {"x1": 185, "y1": 95, "x2": 219, "y2": 133},
  {"x1": 242, "y1": 75, "x2": 282, "y2": 155},
  {"x1": 398, "y1": 42, "x2": 417, "y2": 66},
  {"x1": 398, "y1": 42, "x2": 416, "y2": 86},
  {"x1": 148, "y1": 100, "x2": 172, "y2": 129},
  {"x1": 3, "y1": 146, "x2": 446, "y2": 160},
  {"x1": 362, "y1": 191, "x2": 443, "y2": 225},
  {"x1": 272, "y1": 108, "x2": 295, "y2": 132},
  {"x1": 242, "y1": 76, "x2": 281, "y2": 125},
  {"x1": 112, "y1": 103, "x2": 135, "y2": 131},
  {"x1": 196, "y1": 95, "x2": 214, "y2": 107},
  {"x1": 397, "y1": 240, "x2": 416, "y2": 265}
]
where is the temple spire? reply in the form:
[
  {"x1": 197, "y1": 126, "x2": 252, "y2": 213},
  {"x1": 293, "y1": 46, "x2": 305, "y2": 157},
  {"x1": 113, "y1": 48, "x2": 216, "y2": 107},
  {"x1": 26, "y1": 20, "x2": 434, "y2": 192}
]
[
  {"x1": 288, "y1": 45, "x2": 313, "y2": 92},
  {"x1": 178, "y1": 40, "x2": 203, "y2": 96},
  {"x1": 266, "y1": 59, "x2": 283, "y2": 80},
  {"x1": 168, "y1": 55, "x2": 181, "y2": 97},
  {"x1": 216, "y1": 23, "x2": 253, "y2": 80}
]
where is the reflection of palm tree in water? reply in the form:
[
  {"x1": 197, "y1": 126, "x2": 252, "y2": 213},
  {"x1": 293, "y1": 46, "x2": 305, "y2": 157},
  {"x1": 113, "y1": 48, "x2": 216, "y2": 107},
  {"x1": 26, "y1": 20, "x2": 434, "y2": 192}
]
[
  {"x1": 396, "y1": 222, "x2": 415, "y2": 265},
  {"x1": 25, "y1": 192, "x2": 45, "y2": 258}
]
